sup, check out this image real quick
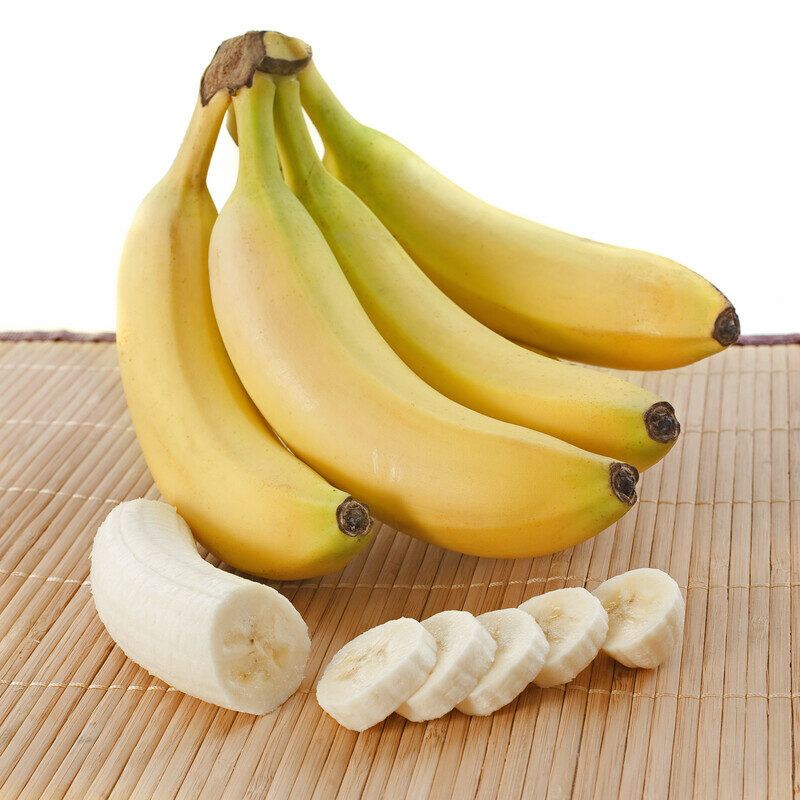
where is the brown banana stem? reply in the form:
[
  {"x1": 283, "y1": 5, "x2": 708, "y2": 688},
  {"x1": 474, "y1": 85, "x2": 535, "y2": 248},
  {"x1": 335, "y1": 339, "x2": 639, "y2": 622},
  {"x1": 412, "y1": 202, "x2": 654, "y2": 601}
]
[{"x1": 201, "y1": 30, "x2": 312, "y2": 105}]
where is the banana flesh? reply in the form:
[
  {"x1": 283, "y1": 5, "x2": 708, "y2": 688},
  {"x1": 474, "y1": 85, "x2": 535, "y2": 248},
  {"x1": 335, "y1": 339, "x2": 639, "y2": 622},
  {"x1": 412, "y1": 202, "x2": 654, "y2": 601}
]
[
  {"x1": 90, "y1": 500, "x2": 310, "y2": 714},
  {"x1": 456, "y1": 608, "x2": 549, "y2": 716},
  {"x1": 519, "y1": 587, "x2": 609, "y2": 687},
  {"x1": 314, "y1": 572, "x2": 683, "y2": 729},
  {"x1": 316, "y1": 618, "x2": 438, "y2": 731},
  {"x1": 593, "y1": 568, "x2": 685, "y2": 668},
  {"x1": 396, "y1": 610, "x2": 497, "y2": 722}
]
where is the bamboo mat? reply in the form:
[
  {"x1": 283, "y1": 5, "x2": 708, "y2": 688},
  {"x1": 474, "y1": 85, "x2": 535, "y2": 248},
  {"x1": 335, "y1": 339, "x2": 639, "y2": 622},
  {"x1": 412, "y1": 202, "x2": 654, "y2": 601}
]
[{"x1": 0, "y1": 338, "x2": 797, "y2": 800}]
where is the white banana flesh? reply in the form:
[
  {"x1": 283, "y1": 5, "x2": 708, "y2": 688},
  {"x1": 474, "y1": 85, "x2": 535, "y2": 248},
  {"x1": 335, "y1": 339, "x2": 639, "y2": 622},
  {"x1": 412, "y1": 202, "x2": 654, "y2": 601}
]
[
  {"x1": 396, "y1": 610, "x2": 497, "y2": 722},
  {"x1": 316, "y1": 618, "x2": 437, "y2": 731},
  {"x1": 456, "y1": 609, "x2": 549, "y2": 716},
  {"x1": 519, "y1": 588, "x2": 609, "y2": 687},
  {"x1": 593, "y1": 568, "x2": 685, "y2": 669},
  {"x1": 90, "y1": 499, "x2": 310, "y2": 715}
]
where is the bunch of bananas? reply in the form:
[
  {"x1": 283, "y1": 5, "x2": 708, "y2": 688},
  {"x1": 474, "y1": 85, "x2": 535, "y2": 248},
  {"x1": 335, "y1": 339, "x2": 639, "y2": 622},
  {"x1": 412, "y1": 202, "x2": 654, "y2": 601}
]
[{"x1": 117, "y1": 31, "x2": 738, "y2": 580}]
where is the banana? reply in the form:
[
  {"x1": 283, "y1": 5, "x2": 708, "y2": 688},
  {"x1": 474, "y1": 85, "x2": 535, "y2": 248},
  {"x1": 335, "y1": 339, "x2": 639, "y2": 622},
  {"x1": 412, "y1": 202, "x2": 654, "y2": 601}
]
[
  {"x1": 593, "y1": 568, "x2": 685, "y2": 669},
  {"x1": 519, "y1": 587, "x2": 609, "y2": 687},
  {"x1": 316, "y1": 618, "x2": 438, "y2": 731},
  {"x1": 90, "y1": 500, "x2": 310, "y2": 714},
  {"x1": 456, "y1": 608, "x2": 549, "y2": 716},
  {"x1": 296, "y1": 57, "x2": 740, "y2": 370},
  {"x1": 272, "y1": 78, "x2": 679, "y2": 469},
  {"x1": 207, "y1": 33, "x2": 639, "y2": 561},
  {"x1": 116, "y1": 83, "x2": 373, "y2": 580},
  {"x1": 314, "y1": 567, "x2": 681, "y2": 729},
  {"x1": 395, "y1": 610, "x2": 497, "y2": 722}
]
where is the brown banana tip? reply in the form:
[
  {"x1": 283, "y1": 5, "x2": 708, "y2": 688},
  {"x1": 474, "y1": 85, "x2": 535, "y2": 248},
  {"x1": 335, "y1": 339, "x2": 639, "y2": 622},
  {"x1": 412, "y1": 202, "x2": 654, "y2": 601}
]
[
  {"x1": 200, "y1": 31, "x2": 312, "y2": 105},
  {"x1": 336, "y1": 497, "x2": 372, "y2": 537},
  {"x1": 713, "y1": 306, "x2": 740, "y2": 347},
  {"x1": 610, "y1": 462, "x2": 639, "y2": 506},
  {"x1": 644, "y1": 401, "x2": 681, "y2": 444}
]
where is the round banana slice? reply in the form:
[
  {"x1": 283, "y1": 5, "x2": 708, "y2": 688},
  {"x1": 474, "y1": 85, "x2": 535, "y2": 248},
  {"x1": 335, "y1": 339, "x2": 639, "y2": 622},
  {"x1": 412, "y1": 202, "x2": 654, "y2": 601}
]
[
  {"x1": 90, "y1": 499, "x2": 310, "y2": 715},
  {"x1": 519, "y1": 587, "x2": 608, "y2": 687},
  {"x1": 456, "y1": 608, "x2": 549, "y2": 716},
  {"x1": 316, "y1": 618, "x2": 437, "y2": 731},
  {"x1": 593, "y1": 567, "x2": 685, "y2": 669},
  {"x1": 396, "y1": 610, "x2": 497, "y2": 722}
]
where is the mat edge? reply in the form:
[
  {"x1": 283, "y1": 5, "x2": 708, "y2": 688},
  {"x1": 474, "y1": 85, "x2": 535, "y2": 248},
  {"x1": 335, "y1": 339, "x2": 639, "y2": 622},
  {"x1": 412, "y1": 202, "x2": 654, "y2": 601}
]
[
  {"x1": 1, "y1": 331, "x2": 798, "y2": 346},
  {"x1": 0, "y1": 330, "x2": 117, "y2": 343}
]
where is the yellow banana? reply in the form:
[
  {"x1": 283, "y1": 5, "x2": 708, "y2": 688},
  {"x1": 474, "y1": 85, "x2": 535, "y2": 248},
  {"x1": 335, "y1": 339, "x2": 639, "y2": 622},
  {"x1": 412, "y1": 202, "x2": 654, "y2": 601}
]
[
  {"x1": 297, "y1": 60, "x2": 740, "y2": 370},
  {"x1": 117, "y1": 85, "x2": 372, "y2": 580},
  {"x1": 207, "y1": 36, "x2": 638, "y2": 560},
  {"x1": 273, "y1": 77, "x2": 679, "y2": 470}
]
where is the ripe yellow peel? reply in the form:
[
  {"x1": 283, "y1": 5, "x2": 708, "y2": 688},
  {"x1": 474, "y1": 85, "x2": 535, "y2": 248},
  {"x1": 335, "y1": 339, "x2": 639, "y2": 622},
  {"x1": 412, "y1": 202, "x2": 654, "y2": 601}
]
[
  {"x1": 209, "y1": 72, "x2": 637, "y2": 559},
  {"x1": 298, "y1": 62, "x2": 738, "y2": 370},
  {"x1": 273, "y1": 77, "x2": 679, "y2": 469},
  {"x1": 117, "y1": 91, "x2": 373, "y2": 579}
]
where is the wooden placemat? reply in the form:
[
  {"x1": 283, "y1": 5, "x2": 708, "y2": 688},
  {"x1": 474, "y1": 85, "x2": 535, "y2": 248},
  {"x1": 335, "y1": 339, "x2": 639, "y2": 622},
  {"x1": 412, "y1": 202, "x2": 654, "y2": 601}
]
[{"x1": 0, "y1": 339, "x2": 796, "y2": 799}]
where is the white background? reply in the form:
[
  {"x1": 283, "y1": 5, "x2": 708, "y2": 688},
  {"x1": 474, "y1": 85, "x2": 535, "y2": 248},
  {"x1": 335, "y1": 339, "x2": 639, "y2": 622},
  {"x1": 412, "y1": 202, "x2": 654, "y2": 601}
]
[{"x1": 1, "y1": 1, "x2": 797, "y2": 335}]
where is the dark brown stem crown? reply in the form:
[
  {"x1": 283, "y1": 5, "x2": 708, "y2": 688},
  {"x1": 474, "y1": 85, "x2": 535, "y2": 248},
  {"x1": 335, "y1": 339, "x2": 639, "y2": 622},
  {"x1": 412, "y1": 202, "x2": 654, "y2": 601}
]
[
  {"x1": 201, "y1": 31, "x2": 312, "y2": 105},
  {"x1": 336, "y1": 497, "x2": 372, "y2": 537},
  {"x1": 644, "y1": 401, "x2": 680, "y2": 444},
  {"x1": 713, "y1": 306, "x2": 740, "y2": 347},
  {"x1": 610, "y1": 462, "x2": 639, "y2": 505}
]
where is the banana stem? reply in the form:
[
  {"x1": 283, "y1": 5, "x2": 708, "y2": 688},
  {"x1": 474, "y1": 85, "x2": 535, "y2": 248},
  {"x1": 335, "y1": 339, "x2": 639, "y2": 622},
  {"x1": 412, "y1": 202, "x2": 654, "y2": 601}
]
[
  {"x1": 297, "y1": 62, "x2": 359, "y2": 146},
  {"x1": 232, "y1": 73, "x2": 284, "y2": 189},
  {"x1": 274, "y1": 78, "x2": 323, "y2": 190},
  {"x1": 168, "y1": 92, "x2": 229, "y2": 187}
]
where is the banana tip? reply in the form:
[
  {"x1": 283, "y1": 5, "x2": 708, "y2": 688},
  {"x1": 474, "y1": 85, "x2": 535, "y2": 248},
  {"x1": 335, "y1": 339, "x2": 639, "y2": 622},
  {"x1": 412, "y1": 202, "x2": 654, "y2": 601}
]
[
  {"x1": 336, "y1": 497, "x2": 372, "y2": 537},
  {"x1": 644, "y1": 401, "x2": 680, "y2": 444},
  {"x1": 610, "y1": 463, "x2": 639, "y2": 506},
  {"x1": 713, "y1": 306, "x2": 740, "y2": 347}
]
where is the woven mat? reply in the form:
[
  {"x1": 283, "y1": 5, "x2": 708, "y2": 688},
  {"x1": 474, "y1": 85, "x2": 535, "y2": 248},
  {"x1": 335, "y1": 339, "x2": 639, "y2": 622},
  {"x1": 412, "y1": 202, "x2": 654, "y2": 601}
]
[{"x1": 0, "y1": 339, "x2": 797, "y2": 799}]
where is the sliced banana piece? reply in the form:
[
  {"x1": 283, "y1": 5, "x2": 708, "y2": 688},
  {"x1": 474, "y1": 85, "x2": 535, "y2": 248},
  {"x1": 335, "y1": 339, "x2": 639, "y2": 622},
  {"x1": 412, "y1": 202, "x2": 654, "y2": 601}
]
[
  {"x1": 396, "y1": 610, "x2": 497, "y2": 722},
  {"x1": 90, "y1": 499, "x2": 310, "y2": 714},
  {"x1": 593, "y1": 567, "x2": 685, "y2": 669},
  {"x1": 519, "y1": 587, "x2": 608, "y2": 687},
  {"x1": 316, "y1": 618, "x2": 437, "y2": 731},
  {"x1": 456, "y1": 608, "x2": 549, "y2": 716}
]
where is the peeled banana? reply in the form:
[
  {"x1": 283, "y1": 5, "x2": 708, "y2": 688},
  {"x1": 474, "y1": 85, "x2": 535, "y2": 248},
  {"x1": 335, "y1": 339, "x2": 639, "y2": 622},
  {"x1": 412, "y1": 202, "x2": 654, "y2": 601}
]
[
  {"x1": 316, "y1": 618, "x2": 438, "y2": 731},
  {"x1": 207, "y1": 35, "x2": 639, "y2": 560},
  {"x1": 91, "y1": 500, "x2": 310, "y2": 714},
  {"x1": 519, "y1": 587, "x2": 609, "y2": 686},
  {"x1": 314, "y1": 568, "x2": 683, "y2": 729},
  {"x1": 456, "y1": 608, "x2": 549, "y2": 716},
  {"x1": 593, "y1": 568, "x2": 685, "y2": 668},
  {"x1": 116, "y1": 84, "x2": 372, "y2": 580},
  {"x1": 297, "y1": 58, "x2": 740, "y2": 370},
  {"x1": 271, "y1": 77, "x2": 680, "y2": 469},
  {"x1": 396, "y1": 610, "x2": 497, "y2": 722}
]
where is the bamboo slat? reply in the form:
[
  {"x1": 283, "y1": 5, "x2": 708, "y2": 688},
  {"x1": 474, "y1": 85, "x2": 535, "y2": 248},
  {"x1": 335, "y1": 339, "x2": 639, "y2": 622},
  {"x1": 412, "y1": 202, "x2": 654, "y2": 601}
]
[{"x1": 0, "y1": 340, "x2": 795, "y2": 799}]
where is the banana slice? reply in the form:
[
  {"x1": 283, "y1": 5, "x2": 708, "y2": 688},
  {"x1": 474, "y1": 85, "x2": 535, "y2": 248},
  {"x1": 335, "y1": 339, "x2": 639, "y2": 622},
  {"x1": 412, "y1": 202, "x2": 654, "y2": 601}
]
[
  {"x1": 316, "y1": 618, "x2": 437, "y2": 731},
  {"x1": 518, "y1": 588, "x2": 608, "y2": 687},
  {"x1": 456, "y1": 608, "x2": 549, "y2": 716},
  {"x1": 593, "y1": 568, "x2": 685, "y2": 669},
  {"x1": 396, "y1": 610, "x2": 497, "y2": 722},
  {"x1": 90, "y1": 499, "x2": 310, "y2": 714}
]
